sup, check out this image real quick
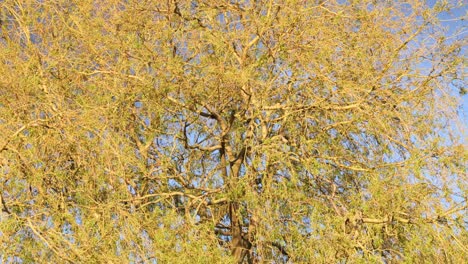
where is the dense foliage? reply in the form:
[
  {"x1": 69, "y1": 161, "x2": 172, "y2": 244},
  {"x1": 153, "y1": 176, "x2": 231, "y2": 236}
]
[{"x1": 0, "y1": 0, "x2": 466, "y2": 263}]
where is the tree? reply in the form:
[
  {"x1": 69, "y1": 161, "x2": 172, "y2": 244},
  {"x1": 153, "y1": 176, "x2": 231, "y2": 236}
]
[{"x1": 0, "y1": 0, "x2": 466, "y2": 263}]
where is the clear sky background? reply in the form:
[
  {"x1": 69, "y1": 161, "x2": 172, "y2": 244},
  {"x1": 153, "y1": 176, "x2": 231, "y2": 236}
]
[{"x1": 428, "y1": 0, "x2": 467, "y2": 137}]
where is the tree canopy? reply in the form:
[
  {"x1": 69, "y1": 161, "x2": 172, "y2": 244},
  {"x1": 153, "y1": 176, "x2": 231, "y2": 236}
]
[{"x1": 0, "y1": 0, "x2": 466, "y2": 263}]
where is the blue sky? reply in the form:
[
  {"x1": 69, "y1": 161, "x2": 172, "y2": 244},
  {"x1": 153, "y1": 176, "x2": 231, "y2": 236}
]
[{"x1": 426, "y1": 0, "x2": 467, "y2": 133}]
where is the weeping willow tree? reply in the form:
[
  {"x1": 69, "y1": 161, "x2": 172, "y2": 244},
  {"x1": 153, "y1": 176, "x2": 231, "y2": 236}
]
[{"x1": 0, "y1": 0, "x2": 466, "y2": 263}]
